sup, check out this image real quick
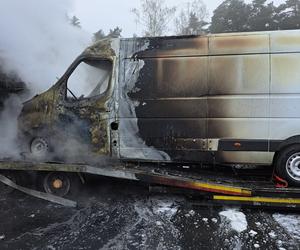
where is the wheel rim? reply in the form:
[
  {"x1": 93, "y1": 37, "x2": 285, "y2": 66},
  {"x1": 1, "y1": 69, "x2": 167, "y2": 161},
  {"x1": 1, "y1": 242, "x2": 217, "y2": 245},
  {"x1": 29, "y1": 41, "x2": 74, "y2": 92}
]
[
  {"x1": 43, "y1": 173, "x2": 70, "y2": 197},
  {"x1": 286, "y1": 152, "x2": 300, "y2": 181},
  {"x1": 30, "y1": 137, "x2": 49, "y2": 158}
]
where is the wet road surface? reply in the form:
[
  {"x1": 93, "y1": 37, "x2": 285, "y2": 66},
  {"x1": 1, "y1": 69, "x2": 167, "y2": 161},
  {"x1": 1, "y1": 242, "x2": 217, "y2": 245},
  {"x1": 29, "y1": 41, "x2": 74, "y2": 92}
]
[{"x1": 1, "y1": 177, "x2": 300, "y2": 250}]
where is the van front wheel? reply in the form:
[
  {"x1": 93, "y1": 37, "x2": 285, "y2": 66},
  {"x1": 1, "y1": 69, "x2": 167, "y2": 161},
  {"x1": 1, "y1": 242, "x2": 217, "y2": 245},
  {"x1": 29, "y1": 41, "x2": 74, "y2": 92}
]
[
  {"x1": 275, "y1": 145, "x2": 300, "y2": 187},
  {"x1": 30, "y1": 137, "x2": 50, "y2": 160}
]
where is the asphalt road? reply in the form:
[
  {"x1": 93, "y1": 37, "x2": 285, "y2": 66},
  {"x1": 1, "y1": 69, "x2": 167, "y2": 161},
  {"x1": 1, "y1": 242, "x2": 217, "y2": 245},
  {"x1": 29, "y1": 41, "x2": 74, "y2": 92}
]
[{"x1": 1, "y1": 177, "x2": 300, "y2": 250}]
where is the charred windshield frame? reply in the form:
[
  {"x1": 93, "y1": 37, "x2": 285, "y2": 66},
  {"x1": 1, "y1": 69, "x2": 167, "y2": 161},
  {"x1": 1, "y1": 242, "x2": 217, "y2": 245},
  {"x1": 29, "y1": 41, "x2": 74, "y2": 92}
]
[{"x1": 62, "y1": 56, "x2": 113, "y2": 101}]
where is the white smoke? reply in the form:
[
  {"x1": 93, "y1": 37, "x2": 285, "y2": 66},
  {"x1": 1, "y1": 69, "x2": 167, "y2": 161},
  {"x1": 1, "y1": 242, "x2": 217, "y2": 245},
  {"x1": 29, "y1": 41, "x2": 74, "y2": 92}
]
[
  {"x1": 0, "y1": 0, "x2": 91, "y2": 158},
  {"x1": 0, "y1": 0, "x2": 91, "y2": 94},
  {"x1": 0, "y1": 95, "x2": 22, "y2": 158}
]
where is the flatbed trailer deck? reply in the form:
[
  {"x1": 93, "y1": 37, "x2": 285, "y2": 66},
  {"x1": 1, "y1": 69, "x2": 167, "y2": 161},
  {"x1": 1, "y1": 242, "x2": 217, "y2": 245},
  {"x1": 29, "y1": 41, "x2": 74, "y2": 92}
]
[{"x1": 1, "y1": 161, "x2": 300, "y2": 210}]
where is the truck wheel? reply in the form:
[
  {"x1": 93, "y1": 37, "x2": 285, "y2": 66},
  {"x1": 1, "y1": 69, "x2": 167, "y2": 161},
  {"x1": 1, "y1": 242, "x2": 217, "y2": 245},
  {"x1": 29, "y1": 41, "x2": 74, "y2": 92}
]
[
  {"x1": 30, "y1": 137, "x2": 49, "y2": 160},
  {"x1": 42, "y1": 172, "x2": 81, "y2": 197},
  {"x1": 43, "y1": 172, "x2": 71, "y2": 197},
  {"x1": 275, "y1": 144, "x2": 300, "y2": 187}
]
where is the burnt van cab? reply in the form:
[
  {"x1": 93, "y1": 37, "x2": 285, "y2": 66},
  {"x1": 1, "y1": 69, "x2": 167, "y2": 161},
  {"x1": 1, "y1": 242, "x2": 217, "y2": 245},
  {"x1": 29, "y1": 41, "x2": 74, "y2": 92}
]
[{"x1": 18, "y1": 30, "x2": 300, "y2": 186}]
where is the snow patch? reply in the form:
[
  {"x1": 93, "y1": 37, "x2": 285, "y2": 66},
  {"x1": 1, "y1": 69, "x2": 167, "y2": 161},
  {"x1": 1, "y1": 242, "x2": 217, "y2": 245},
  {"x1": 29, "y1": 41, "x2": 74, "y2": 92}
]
[
  {"x1": 268, "y1": 231, "x2": 277, "y2": 239},
  {"x1": 189, "y1": 210, "x2": 195, "y2": 216},
  {"x1": 255, "y1": 222, "x2": 261, "y2": 227},
  {"x1": 249, "y1": 230, "x2": 257, "y2": 237},
  {"x1": 219, "y1": 209, "x2": 247, "y2": 233},
  {"x1": 202, "y1": 218, "x2": 208, "y2": 223},
  {"x1": 153, "y1": 199, "x2": 178, "y2": 219},
  {"x1": 156, "y1": 221, "x2": 163, "y2": 226},
  {"x1": 211, "y1": 218, "x2": 218, "y2": 223},
  {"x1": 273, "y1": 214, "x2": 300, "y2": 240}
]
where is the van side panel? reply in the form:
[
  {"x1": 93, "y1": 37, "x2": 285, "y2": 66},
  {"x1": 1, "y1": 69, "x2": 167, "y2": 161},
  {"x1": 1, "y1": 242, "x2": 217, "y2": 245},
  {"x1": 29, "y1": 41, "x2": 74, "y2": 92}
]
[
  {"x1": 118, "y1": 31, "x2": 300, "y2": 165},
  {"x1": 207, "y1": 35, "x2": 271, "y2": 164},
  {"x1": 270, "y1": 31, "x2": 300, "y2": 141},
  {"x1": 209, "y1": 34, "x2": 269, "y2": 55}
]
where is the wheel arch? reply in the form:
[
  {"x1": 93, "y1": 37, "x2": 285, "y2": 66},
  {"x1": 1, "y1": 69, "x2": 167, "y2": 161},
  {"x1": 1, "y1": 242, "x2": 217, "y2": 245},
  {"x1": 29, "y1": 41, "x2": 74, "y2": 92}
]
[
  {"x1": 272, "y1": 136, "x2": 300, "y2": 164},
  {"x1": 274, "y1": 135, "x2": 300, "y2": 151}
]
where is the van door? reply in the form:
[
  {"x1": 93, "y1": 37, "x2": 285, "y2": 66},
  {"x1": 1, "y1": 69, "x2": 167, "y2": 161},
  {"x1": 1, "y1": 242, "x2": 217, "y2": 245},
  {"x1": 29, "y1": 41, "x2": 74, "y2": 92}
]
[{"x1": 60, "y1": 58, "x2": 113, "y2": 157}]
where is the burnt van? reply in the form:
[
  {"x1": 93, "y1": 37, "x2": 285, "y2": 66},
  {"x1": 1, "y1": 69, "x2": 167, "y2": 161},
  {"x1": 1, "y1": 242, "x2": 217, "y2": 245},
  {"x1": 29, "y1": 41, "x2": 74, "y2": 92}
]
[{"x1": 17, "y1": 30, "x2": 300, "y2": 186}]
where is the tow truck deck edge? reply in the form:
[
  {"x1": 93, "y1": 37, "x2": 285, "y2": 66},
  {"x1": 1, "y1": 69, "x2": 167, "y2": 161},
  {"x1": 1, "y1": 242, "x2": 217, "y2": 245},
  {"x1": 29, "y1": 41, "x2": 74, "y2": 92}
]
[{"x1": 1, "y1": 160, "x2": 300, "y2": 210}]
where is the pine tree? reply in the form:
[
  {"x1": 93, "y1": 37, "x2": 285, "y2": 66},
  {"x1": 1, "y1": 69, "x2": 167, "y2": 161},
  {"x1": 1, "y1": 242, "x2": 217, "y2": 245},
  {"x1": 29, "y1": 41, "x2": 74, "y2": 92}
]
[
  {"x1": 70, "y1": 16, "x2": 81, "y2": 28},
  {"x1": 248, "y1": 0, "x2": 278, "y2": 31},
  {"x1": 175, "y1": 0, "x2": 208, "y2": 35},
  {"x1": 277, "y1": 0, "x2": 300, "y2": 30},
  {"x1": 93, "y1": 30, "x2": 106, "y2": 41},
  {"x1": 187, "y1": 13, "x2": 208, "y2": 35},
  {"x1": 210, "y1": 0, "x2": 251, "y2": 33},
  {"x1": 107, "y1": 27, "x2": 122, "y2": 38},
  {"x1": 93, "y1": 27, "x2": 122, "y2": 42}
]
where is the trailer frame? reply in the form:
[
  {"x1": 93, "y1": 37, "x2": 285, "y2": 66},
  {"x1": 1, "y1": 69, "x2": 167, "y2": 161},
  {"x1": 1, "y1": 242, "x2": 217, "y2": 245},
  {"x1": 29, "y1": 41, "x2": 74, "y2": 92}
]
[{"x1": 1, "y1": 160, "x2": 300, "y2": 210}]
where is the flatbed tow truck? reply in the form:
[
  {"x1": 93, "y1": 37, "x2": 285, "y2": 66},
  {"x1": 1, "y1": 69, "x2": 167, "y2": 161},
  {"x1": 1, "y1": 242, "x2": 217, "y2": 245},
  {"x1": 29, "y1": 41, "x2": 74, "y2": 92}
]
[
  {"x1": 1, "y1": 160, "x2": 300, "y2": 211},
  {"x1": 5, "y1": 30, "x2": 300, "y2": 211}
]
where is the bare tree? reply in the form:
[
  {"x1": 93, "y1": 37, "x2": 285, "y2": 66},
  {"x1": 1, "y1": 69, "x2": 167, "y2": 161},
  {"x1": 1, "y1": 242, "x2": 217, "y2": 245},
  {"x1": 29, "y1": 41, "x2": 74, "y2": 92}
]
[
  {"x1": 175, "y1": 0, "x2": 208, "y2": 35},
  {"x1": 132, "y1": 0, "x2": 176, "y2": 37}
]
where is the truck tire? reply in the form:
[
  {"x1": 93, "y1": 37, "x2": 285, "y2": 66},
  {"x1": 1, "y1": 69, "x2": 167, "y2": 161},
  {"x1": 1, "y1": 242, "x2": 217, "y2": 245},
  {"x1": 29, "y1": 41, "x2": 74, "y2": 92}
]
[
  {"x1": 42, "y1": 172, "x2": 81, "y2": 198},
  {"x1": 275, "y1": 144, "x2": 300, "y2": 187}
]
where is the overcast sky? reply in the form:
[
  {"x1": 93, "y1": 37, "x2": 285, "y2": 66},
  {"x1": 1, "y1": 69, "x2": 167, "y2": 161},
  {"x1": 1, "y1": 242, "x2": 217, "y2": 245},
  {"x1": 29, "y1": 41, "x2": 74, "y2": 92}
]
[{"x1": 72, "y1": 0, "x2": 285, "y2": 37}]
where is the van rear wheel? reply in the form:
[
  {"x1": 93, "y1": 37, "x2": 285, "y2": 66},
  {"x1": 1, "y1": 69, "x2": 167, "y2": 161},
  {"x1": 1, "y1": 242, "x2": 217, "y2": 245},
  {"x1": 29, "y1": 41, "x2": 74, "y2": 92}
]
[{"x1": 275, "y1": 144, "x2": 300, "y2": 187}]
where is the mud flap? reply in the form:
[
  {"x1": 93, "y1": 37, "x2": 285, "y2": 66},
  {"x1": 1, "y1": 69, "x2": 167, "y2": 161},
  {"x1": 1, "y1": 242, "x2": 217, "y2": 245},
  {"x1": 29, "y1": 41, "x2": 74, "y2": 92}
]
[{"x1": 0, "y1": 174, "x2": 77, "y2": 207}]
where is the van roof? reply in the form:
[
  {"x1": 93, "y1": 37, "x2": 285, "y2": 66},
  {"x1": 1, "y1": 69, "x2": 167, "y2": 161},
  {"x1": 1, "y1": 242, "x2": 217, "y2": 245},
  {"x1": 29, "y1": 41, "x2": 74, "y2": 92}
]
[
  {"x1": 120, "y1": 29, "x2": 300, "y2": 41},
  {"x1": 82, "y1": 29, "x2": 300, "y2": 58}
]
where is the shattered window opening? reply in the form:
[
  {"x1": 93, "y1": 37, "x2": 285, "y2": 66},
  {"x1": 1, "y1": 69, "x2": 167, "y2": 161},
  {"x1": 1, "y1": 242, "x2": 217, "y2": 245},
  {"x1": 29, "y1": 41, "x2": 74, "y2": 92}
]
[{"x1": 67, "y1": 59, "x2": 112, "y2": 100}]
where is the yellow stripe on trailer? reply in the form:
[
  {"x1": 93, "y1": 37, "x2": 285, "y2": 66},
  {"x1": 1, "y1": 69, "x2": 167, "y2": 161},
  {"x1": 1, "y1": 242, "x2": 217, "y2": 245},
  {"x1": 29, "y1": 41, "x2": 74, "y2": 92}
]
[
  {"x1": 193, "y1": 182, "x2": 252, "y2": 196},
  {"x1": 214, "y1": 195, "x2": 300, "y2": 204}
]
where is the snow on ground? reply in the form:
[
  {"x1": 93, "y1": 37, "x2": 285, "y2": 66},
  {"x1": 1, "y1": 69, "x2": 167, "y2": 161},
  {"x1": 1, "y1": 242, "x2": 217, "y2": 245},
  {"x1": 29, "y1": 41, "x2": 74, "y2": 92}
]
[
  {"x1": 152, "y1": 197, "x2": 179, "y2": 219},
  {"x1": 273, "y1": 214, "x2": 300, "y2": 240},
  {"x1": 219, "y1": 209, "x2": 248, "y2": 233},
  {"x1": 2, "y1": 179, "x2": 300, "y2": 249}
]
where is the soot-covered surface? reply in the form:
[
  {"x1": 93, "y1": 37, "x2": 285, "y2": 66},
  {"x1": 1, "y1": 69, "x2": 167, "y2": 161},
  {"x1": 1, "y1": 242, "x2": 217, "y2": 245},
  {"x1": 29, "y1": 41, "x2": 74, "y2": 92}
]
[{"x1": 1, "y1": 177, "x2": 300, "y2": 250}]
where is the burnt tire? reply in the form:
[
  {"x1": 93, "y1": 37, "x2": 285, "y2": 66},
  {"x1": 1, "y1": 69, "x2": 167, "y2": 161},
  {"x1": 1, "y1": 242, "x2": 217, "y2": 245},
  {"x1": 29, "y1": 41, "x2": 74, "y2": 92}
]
[
  {"x1": 42, "y1": 172, "x2": 81, "y2": 198},
  {"x1": 275, "y1": 144, "x2": 300, "y2": 187}
]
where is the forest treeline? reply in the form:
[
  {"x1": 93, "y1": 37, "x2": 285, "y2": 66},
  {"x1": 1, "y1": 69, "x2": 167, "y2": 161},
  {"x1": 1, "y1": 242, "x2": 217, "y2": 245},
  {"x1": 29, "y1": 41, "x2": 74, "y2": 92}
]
[{"x1": 70, "y1": 0, "x2": 300, "y2": 38}]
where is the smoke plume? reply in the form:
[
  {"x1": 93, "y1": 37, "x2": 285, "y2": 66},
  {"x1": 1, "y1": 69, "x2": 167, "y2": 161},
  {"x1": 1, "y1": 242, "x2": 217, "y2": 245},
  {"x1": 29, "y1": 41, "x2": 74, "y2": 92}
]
[{"x1": 0, "y1": 0, "x2": 91, "y2": 158}]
